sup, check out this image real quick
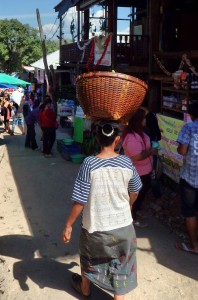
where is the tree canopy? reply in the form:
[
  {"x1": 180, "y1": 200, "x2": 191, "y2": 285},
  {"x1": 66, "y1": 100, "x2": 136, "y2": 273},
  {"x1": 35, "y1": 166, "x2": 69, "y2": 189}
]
[{"x1": 0, "y1": 19, "x2": 59, "y2": 74}]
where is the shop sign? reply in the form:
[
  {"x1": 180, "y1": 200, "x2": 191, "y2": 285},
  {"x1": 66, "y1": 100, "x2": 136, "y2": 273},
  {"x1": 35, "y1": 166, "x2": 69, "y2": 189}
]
[{"x1": 157, "y1": 114, "x2": 184, "y2": 183}]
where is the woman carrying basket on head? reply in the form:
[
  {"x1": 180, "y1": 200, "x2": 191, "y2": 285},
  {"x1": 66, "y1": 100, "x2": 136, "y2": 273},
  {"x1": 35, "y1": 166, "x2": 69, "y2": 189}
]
[{"x1": 63, "y1": 121, "x2": 142, "y2": 300}]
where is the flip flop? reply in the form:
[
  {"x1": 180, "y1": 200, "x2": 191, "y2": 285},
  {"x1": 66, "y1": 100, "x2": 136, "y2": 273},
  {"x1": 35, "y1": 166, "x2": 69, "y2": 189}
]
[
  {"x1": 71, "y1": 273, "x2": 91, "y2": 298},
  {"x1": 175, "y1": 242, "x2": 198, "y2": 255}
]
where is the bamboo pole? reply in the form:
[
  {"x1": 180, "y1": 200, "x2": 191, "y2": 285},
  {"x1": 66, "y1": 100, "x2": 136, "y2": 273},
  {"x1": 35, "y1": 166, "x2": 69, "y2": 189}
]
[{"x1": 36, "y1": 8, "x2": 55, "y2": 105}]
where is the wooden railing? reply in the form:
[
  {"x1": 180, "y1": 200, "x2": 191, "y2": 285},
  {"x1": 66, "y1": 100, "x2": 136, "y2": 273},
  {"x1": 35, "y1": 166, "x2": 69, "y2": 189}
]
[
  {"x1": 116, "y1": 34, "x2": 149, "y2": 66},
  {"x1": 60, "y1": 34, "x2": 149, "y2": 67},
  {"x1": 60, "y1": 41, "x2": 92, "y2": 64}
]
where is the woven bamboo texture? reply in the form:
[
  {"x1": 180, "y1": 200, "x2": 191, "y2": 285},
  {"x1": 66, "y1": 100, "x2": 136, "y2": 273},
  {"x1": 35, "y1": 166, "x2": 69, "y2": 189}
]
[{"x1": 76, "y1": 71, "x2": 148, "y2": 121}]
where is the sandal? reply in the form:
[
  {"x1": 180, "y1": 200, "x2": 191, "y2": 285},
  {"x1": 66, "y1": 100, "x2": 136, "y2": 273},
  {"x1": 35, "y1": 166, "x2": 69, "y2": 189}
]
[
  {"x1": 71, "y1": 273, "x2": 91, "y2": 298},
  {"x1": 175, "y1": 242, "x2": 198, "y2": 255}
]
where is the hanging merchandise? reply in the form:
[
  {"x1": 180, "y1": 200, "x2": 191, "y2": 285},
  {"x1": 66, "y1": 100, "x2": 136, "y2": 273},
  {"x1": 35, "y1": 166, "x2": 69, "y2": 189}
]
[
  {"x1": 86, "y1": 33, "x2": 112, "y2": 71},
  {"x1": 154, "y1": 53, "x2": 198, "y2": 77},
  {"x1": 86, "y1": 39, "x2": 95, "y2": 71},
  {"x1": 77, "y1": 39, "x2": 93, "y2": 63},
  {"x1": 181, "y1": 54, "x2": 198, "y2": 76},
  {"x1": 94, "y1": 33, "x2": 112, "y2": 67},
  {"x1": 153, "y1": 54, "x2": 172, "y2": 76}
]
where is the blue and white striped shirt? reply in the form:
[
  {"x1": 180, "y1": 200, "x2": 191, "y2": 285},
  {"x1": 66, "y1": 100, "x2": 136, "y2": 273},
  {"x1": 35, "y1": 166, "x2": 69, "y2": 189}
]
[
  {"x1": 72, "y1": 155, "x2": 142, "y2": 233},
  {"x1": 177, "y1": 120, "x2": 198, "y2": 188}
]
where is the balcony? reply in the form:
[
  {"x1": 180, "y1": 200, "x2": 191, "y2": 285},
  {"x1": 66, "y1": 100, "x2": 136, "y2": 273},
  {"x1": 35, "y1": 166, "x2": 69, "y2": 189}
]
[
  {"x1": 60, "y1": 34, "x2": 149, "y2": 68},
  {"x1": 116, "y1": 34, "x2": 149, "y2": 66}
]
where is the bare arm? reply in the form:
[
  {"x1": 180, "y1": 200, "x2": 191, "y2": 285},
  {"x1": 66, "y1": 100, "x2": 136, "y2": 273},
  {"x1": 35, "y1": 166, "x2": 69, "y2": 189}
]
[
  {"x1": 132, "y1": 148, "x2": 158, "y2": 161},
  {"x1": 129, "y1": 192, "x2": 139, "y2": 208},
  {"x1": 177, "y1": 143, "x2": 188, "y2": 156},
  {"x1": 63, "y1": 202, "x2": 84, "y2": 243}
]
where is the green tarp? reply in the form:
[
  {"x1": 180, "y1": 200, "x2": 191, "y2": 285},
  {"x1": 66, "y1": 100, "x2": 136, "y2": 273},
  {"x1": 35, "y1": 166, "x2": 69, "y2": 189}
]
[{"x1": 0, "y1": 73, "x2": 30, "y2": 87}]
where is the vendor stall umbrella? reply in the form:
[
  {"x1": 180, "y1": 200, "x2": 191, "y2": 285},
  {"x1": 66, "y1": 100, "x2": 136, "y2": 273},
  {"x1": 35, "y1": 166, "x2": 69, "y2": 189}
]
[
  {"x1": 0, "y1": 73, "x2": 30, "y2": 87},
  {"x1": 0, "y1": 83, "x2": 18, "y2": 89}
]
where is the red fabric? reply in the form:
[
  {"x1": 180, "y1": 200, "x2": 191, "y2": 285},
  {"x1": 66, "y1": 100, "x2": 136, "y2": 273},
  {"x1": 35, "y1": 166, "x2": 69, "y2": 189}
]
[
  {"x1": 39, "y1": 108, "x2": 56, "y2": 128},
  {"x1": 87, "y1": 39, "x2": 95, "y2": 71}
]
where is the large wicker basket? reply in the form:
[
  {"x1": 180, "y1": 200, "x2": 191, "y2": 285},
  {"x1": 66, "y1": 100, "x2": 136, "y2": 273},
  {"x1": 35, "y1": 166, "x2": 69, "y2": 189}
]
[{"x1": 76, "y1": 71, "x2": 148, "y2": 121}]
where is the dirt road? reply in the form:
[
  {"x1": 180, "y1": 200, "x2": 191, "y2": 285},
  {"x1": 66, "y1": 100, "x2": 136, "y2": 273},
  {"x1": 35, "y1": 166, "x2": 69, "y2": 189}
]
[{"x1": 0, "y1": 125, "x2": 197, "y2": 300}]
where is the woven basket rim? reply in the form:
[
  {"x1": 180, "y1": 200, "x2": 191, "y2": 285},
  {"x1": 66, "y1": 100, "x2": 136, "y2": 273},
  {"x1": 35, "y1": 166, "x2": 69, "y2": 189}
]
[{"x1": 76, "y1": 71, "x2": 148, "y2": 90}]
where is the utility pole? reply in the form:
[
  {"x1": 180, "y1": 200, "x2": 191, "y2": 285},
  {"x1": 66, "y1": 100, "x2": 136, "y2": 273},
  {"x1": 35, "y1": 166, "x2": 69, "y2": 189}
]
[
  {"x1": 36, "y1": 8, "x2": 54, "y2": 103},
  {"x1": 59, "y1": 15, "x2": 63, "y2": 49}
]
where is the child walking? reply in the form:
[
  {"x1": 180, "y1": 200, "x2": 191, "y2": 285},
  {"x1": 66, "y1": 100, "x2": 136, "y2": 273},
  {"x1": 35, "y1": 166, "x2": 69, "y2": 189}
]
[{"x1": 63, "y1": 121, "x2": 142, "y2": 300}]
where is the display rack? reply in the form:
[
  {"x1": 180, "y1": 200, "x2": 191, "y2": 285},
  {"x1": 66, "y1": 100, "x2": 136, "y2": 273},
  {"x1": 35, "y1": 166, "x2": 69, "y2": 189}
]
[{"x1": 161, "y1": 79, "x2": 198, "y2": 120}]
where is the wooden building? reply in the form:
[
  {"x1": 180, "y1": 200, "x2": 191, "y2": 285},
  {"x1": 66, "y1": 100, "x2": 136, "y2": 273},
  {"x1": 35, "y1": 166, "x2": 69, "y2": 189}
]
[{"x1": 54, "y1": 0, "x2": 198, "y2": 112}]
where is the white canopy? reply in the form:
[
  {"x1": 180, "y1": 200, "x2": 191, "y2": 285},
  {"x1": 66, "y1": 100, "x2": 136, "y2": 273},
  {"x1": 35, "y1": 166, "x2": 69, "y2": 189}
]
[{"x1": 30, "y1": 50, "x2": 60, "y2": 70}]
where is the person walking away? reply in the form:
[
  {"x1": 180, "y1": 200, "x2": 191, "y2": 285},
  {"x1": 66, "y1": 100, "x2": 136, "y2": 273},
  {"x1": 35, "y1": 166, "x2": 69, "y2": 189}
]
[
  {"x1": 1, "y1": 99, "x2": 7, "y2": 132},
  {"x1": 32, "y1": 92, "x2": 41, "y2": 109},
  {"x1": 38, "y1": 102, "x2": 45, "y2": 152},
  {"x1": 63, "y1": 121, "x2": 142, "y2": 300},
  {"x1": 11, "y1": 95, "x2": 26, "y2": 135},
  {"x1": 25, "y1": 100, "x2": 40, "y2": 150},
  {"x1": 39, "y1": 98, "x2": 57, "y2": 158},
  {"x1": 23, "y1": 94, "x2": 31, "y2": 119},
  {"x1": 176, "y1": 101, "x2": 198, "y2": 254},
  {"x1": 122, "y1": 108, "x2": 158, "y2": 227},
  {"x1": 1, "y1": 99, "x2": 12, "y2": 134}
]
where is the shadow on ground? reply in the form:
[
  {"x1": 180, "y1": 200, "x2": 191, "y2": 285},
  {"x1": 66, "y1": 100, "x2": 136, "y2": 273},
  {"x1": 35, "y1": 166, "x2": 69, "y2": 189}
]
[
  {"x1": 2, "y1": 129, "x2": 80, "y2": 259},
  {"x1": 1, "y1": 126, "x2": 198, "y2": 298},
  {"x1": 135, "y1": 216, "x2": 198, "y2": 281},
  {"x1": 0, "y1": 234, "x2": 113, "y2": 299}
]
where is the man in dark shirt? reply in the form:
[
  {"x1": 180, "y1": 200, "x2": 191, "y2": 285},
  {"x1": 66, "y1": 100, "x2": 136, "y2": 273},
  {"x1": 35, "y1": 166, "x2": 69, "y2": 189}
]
[{"x1": 25, "y1": 101, "x2": 40, "y2": 150}]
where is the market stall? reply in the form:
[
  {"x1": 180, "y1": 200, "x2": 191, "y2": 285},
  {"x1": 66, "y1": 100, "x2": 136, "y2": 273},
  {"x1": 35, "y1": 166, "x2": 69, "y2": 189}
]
[
  {"x1": 157, "y1": 67, "x2": 198, "y2": 183},
  {"x1": 57, "y1": 98, "x2": 75, "y2": 128},
  {"x1": 0, "y1": 73, "x2": 30, "y2": 87}
]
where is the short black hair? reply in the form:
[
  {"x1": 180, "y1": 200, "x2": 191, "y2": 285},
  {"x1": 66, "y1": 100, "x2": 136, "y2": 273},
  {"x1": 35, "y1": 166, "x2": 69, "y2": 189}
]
[
  {"x1": 44, "y1": 96, "x2": 52, "y2": 104},
  {"x1": 188, "y1": 101, "x2": 198, "y2": 118},
  {"x1": 33, "y1": 100, "x2": 40, "y2": 109},
  {"x1": 96, "y1": 121, "x2": 119, "y2": 147}
]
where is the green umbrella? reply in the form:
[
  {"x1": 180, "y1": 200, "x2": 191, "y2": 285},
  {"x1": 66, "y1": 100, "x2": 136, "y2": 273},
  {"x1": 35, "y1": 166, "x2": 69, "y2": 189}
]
[{"x1": 0, "y1": 73, "x2": 30, "y2": 87}]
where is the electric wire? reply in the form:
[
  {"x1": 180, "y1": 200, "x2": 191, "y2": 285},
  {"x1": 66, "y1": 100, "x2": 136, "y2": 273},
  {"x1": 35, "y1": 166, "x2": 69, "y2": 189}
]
[
  {"x1": 46, "y1": 11, "x2": 68, "y2": 41},
  {"x1": 45, "y1": 16, "x2": 58, "y2": 39}
]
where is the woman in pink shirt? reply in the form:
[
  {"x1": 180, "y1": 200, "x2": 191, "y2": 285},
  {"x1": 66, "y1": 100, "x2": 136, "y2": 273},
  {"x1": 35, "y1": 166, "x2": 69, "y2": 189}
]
[{"x1": 122, "y1": 108, "x2": 158, "y2": 226}]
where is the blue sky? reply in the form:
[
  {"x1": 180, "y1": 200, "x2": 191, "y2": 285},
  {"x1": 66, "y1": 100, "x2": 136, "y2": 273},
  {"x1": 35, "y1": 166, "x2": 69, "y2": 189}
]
[
  {"x1": 0, "y1": 0, "x2": 58, "y2": 27},
  {"x1": 0, "y1": 0, "x2": 61, "y2": 39},
  {"x1": 0, "y1": 1, "x2": 130, "y2": 40}
]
